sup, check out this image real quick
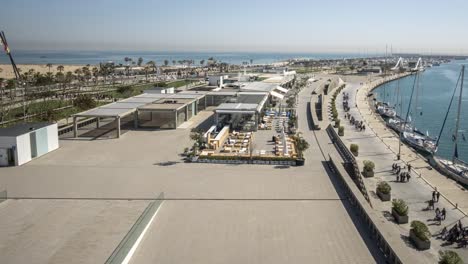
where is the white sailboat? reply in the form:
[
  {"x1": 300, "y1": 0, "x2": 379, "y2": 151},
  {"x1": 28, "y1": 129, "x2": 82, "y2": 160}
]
[{"x1": 431, "y1": 65, "x2": 468, "y2": 186}]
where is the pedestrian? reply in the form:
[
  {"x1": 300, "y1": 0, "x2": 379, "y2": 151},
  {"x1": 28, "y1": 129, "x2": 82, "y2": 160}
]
[
  {"x1": 432, "y1": 191, "x2": 436, "y2": 202},
  {"x1": 396, "y1": 172, "x2": 400, "y2": 182},
  {"x1": 406, "y1": 172, "x2": 411, "y2": 182},
  {"x1": 442, "y1": 208, "x2": 446, "y2": 220},
  {"x1": 428, "y1": 199, "x2": 434, "y2": 210},
  {"x1": 408, "y1": 163, "x2": 412, "y2": 172},
  {"x1": 436, "y1": 191, "x2": 440, "y2": 202},
  {"x1": 400, "y1": 172, "x2": 406, "y2": 182},
  {"x1": 396, "y1": 165, "x2": 401, "y2": 175}
]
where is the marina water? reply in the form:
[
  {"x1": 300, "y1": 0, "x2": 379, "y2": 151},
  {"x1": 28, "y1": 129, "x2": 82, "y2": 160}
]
[{"x1": 374, "y1": 61, "x2": 468, "y2": 162}]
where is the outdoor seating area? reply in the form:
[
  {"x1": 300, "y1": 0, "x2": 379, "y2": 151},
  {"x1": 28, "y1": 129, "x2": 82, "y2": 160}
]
[
  {"x1": 273, "y1": 134, "x2": 297, "y2": 157},
  {"x1": 220, "y1": 131, "x2": 253, "y2": 154},
  {"x1": 259, "y1": 110, "x2": 291, "y2": 132}
]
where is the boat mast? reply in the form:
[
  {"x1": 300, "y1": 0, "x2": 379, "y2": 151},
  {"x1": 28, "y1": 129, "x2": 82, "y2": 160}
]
[{"x1": 453, "y1": 65, "x2": 465, "y2": 162}]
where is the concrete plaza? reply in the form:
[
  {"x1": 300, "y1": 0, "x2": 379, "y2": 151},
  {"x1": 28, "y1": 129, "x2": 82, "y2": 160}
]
[{"x1": 0, "y1": 80, "x2": 384, "y2": 263}]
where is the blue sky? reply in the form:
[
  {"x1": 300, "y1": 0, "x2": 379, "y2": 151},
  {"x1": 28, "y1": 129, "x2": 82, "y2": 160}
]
[{"x1": 1, "y1": 0, "x2": 468, "y2": 54}]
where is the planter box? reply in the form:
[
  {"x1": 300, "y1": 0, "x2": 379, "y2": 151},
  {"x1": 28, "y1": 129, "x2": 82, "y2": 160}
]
[
  {"x1": 392, "y1": 208, "x2": 409, "y2": 224},
  {"x1": 362, "y1": 170, "x2": 374, "y2": 178},
  {"x1": 296, "y1": 159, "x2": 305, "y2": 166},
  {"x1": 376, "y1": 190, "x2": 391, "y2": 201},
  {"x1": 351, "y1": 151, "x2": 358, "y2": 157},
  {"x1": 409, "y1": 229, "x2": 431, "y2": 250}
]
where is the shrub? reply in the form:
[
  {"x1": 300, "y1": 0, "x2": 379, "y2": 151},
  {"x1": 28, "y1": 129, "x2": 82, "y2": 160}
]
[
  {"x1": 438, "y1": 250, "x2": 463, "y2": 264},
  {"x1": 363, "y1": 160, "x2": 375, "y2": 171},
  {"x1": 74, "y1": 95, "x2": 97, "y2": 110},
  {"x1": 338, "y1": 126, "x2": 344, "y2": 136},
  {"x1": 335, "y1": 118, "x2": 341, "y2": 128},
  {"x1": 377, "y1": 181, "x2": 391, "y2": 194},
  {"x1": 350, "y1": 144, "x2": 359, "y2": 153},
  {"x1": 392, "y1": 199, "x2": 408, "y2": 216},
  {"x1": 411, "y1": 221, "x2": 431, "y2": 242}
]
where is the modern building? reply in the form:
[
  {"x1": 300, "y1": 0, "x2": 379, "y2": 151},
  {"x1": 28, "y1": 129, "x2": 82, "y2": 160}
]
[
  {"x1": 0, "y1": 122, "x2": 59, "y2": 166},
  {"x1": 143, "y1": 87, "x2": 175, "y2": 94}
]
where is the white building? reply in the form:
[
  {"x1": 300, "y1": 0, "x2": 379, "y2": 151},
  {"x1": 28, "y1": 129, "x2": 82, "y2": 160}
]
[{"x1": 0, "y1": 122, "x2": 59, "y2": 166}]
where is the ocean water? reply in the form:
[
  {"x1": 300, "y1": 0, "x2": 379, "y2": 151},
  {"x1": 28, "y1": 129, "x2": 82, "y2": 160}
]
[
  {"x1": 374, "y1": 61, "x2": 468, "y2": 161},
  {"x1": 0, "y1": 50, "x2": 366, "y2": 66}
]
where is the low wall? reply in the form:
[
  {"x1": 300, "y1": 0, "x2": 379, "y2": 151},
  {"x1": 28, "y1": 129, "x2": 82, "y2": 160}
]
[
  {"x1": 326, "y1": 124, "x2": 372, "y2": 205},
  {"x1": 196, "y1": 157, "x2": 296, "y2": 166},
  {"x1": 327, "y1": 155, "x2": 416, "y2": 264}
]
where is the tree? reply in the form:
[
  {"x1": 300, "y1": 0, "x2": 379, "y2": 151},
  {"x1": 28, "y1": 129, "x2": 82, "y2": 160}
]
[
  {"x1": 200, "y1": 60, "x2": 205, "y2": 66},
  {"x1": 137, "y1": 57, "x2": 143, "y2": 66},
  {"x1": 190, "y1": 128, "x2": 205, "y2": 149},
  {"x1": 92, "y1": 67, "x2": 99, "y2": 84},
  {"x1": 146, "y1": 61, "x2": 156, "y2": 73},
  {"x1": 164, "y1": 60, "x2": 169, "y2": 66},
  {"x1": 57, "y1": 65, "x2": 64, "y2": 73},
  {"x1": 291, "y1": 132, "x2": 309, "y2": 160},
  {"x1": 46, "y1": 63, "x2": 53, "y2": 73}
]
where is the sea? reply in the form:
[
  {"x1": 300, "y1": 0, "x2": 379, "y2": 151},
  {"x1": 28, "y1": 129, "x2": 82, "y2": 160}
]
[
  {"x1": 373, "y1": 60, "x2": 468, "y2": 162},
  {"x1": 0, "y1": 50, "x2": 366, "y2": 66}
]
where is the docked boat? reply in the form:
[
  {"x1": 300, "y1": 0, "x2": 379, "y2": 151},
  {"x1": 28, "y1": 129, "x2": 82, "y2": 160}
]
[
  {"x1": 386, "y1": 117, "x2": 413, "y2": 133},
  {"x1": 402, "y1": 131, "x2": 437, "y2": 155},
  {"x1": 430, "y1": 65, "x2": 468, "y2": 186},
  {"x1": 376, "y1": 103, "x2": 397, "y2": 118},
  {"x1": 431, "y1": 157, "x2": 468, "y2": 186}
]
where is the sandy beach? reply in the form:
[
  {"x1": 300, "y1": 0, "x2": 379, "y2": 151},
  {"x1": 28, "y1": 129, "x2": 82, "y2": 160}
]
[{"x1": 0, "y1": 64, "x2": 92, "y2": 79}]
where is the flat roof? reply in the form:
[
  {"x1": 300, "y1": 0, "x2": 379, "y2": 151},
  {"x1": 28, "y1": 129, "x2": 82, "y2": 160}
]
[
  {"x1": 74, "y1": 93, "x2": 205, "y2": 118},
  {"x1": 216, "y1": 103, "x2": 259, "y2": 111},
  {"x1": 240, "y1": 82, "x2": 278, "y2": 92},
  {"x1": 0, "y1": 122, "x2": 53, "y2": 137},
  {"x1": 138, "y1": 103, "x2": 186, "y2": 111}
]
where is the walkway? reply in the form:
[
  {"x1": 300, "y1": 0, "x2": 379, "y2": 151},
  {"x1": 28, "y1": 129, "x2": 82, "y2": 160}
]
[{"x1": 336, "y1": 77, "x2": 467, "y2": 261}]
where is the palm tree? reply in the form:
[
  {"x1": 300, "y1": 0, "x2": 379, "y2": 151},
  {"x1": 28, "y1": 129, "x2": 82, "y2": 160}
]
[
  {"x1": 46, "y1": 63, "x2": 53, "y2": 73},
  {"x1": 137, "y1": 57, "x2": 143, "y2": 66},
  {"x1": 92, "y1": 67, "x2": 99, "y2": 84},
  {"x1": 164, "y1": 60, "x2": 169, "y2": 66},
  {"x1": 146, "y1": 61, "x2": 156, "y2": 72},
  {"x1": 57, "y1": 65, "x2": 64, "y2": 73}
]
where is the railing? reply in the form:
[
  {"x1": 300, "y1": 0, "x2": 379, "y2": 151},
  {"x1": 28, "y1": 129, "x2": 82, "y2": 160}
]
[
  {"x1": 58, "y1": 117, "x2": 98, "y2": 136},
  {"x1": 328, "y1": 156, "x2": 404, "y2": 264},
  {"x1": 105, "y1": 193, "x2": 164, "y2": 264},
  {"x1": 326, "y1": 124, "x2": 372, "y2": 205}
]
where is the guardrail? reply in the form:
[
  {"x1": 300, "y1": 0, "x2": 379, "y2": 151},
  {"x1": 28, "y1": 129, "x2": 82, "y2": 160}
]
[
  {"x1": 328, "y1": 155, "x2": 405, "y2": 264},
  {"x1": 326, "y1": 124, "x2": 372, "y2": 205}
]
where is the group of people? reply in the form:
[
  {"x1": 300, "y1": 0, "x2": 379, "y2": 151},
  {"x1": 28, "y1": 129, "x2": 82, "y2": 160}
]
[
  {"x1": 345, "y1": 113, "x2": 366, "y2": 131},
  {"x1": 391, "y1": 163, "x2": 411, "y2": 182},
  {"x1": 427, "y1": 188, "x2": 441, "y2": 210},
  {"x1": 342, "y1": 93, "x2": 350, "y2": 112},
  {"x1": 433, "y1": 207, "x2": 447, "y2": 225},
  {"x1": 439, "y1": 220, "x2": 467, "y2": 248}
]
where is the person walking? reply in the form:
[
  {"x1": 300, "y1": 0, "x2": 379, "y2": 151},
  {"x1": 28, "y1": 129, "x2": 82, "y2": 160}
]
[
  {"x1": 441, "y1": 208, "x2": 446, "y2": 220},
  {"x1": 432, "y1": 190, "x2": 436, "y2": 202},
  {"x1": 407, "y1": 163, "x2": 412, "y2": 172},
  {"x1": 436, "y1": 191, "x2": 440, "y2": 202}
]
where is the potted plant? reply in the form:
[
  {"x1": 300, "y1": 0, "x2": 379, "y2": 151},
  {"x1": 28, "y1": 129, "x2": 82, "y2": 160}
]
[
  {"x1": 392, "y1": 199, "x2": 409, "y2": 224},
  {"x1": 292, "y1": 133, "x2": 309, "y2": 166},
  {"x1": 362, "y1": 160, "x2": 375, "y2": 178},
  {"x1": 410, "y1": 220, "x2": 431, "y2": 250},
  {"x1": 334, "y1": 118, "x2": 341, "y2": 128},
  {"x1": 376, "y1": 181, "x2": 391, "y2": 201},
  {"x1": 438, "y1": 250, "x2": 463, "y2": 264},
  {"x1": 338, "y1": 126, "x2": 344, "y2": 136},
  {"x1": 350, "y1": 144, "x2": 359, "y2": 156}
]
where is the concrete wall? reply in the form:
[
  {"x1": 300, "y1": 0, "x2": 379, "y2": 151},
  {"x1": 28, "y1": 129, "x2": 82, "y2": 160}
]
[
  {"x1": 46, "y1": 124, "x2": 59, "y2": 152},
  {"x1": 16, "y1": 133, "x2": 32, "y2": 166}
]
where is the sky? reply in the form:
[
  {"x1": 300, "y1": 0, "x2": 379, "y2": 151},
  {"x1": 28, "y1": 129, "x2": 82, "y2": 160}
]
[{"x1": 1, "y1": 0, "x2": 468, "y2": 54}]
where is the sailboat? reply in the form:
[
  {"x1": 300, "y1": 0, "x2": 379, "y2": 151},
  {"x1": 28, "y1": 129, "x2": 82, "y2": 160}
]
[
  {"x1": 401, "y1": 72, "x2": 438, "y2": 155},
  {"x1": 431, "y1": 65, "x2": 468, "y2": 186},
  {"x1": 386, "y1": 79, "x2": 414, "y2": 133}
]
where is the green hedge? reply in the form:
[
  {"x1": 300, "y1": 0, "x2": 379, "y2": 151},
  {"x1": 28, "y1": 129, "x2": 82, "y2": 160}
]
[
  {"x1": 411, "y1": 221, "x2": 431, "y2": 242},
  {"x1": 199, "y1": 155, "x2": 295, "y2": 162}
]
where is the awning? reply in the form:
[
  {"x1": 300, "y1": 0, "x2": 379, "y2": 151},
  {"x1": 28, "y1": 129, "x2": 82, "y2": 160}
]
[
  {"x1": 275, "y1": 86, "x2": 289, "y2": 94},
  {"x1": 270, "y1": 91, "x2": 284, "y2": 100}
]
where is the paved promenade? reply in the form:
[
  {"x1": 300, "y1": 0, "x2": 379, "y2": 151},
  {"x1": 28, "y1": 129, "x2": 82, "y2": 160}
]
[{"x1": 335, "y1": 75, "x2": 467, "y2": 261}]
